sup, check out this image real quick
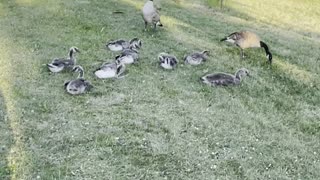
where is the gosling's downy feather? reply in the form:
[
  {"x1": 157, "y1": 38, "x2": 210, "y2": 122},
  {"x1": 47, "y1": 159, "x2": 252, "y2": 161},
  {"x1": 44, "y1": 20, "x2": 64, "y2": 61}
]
[
  {"x1": 94, "y1": 60, "x2": 125, "y2": 79},
  {"x1": 158, "y1": 53, "x2": 178, "y2": 70},
  {"x1": 116, "y1": 48, "x2": 139, "y2": 64},
  {"x1": 106, "y1": 39, "x2": 129, "y2": 51},
  {"x1": 106, "y1": 38, "x2": 142, "y2": 51},
  {"x1": 129, "y1": 38, "x2": 142, "y2": 49},
  {"x1": 184, "y1": 50, "x2": 209, "y2": 65},
  {"x1": 201, "y1": 68, "x2": 250, "y2": 86},
  {"x1": 47, "y1": 47, "x2": 80, "y2": 73},
  {"x1": 65, "y1": 65, "x2": 92, "y2": 95}
]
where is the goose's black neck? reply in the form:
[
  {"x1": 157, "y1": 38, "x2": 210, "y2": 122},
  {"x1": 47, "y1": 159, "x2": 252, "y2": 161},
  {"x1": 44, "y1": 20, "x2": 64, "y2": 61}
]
[{"x1": 260, "y1": 41, "x2": 272, "y2": 64}]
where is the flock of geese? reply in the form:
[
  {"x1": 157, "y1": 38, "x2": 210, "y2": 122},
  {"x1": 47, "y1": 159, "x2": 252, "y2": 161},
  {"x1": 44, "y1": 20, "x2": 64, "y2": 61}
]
[{"x1": 46, "y1": 0, "x2": 273, "y2": 95}]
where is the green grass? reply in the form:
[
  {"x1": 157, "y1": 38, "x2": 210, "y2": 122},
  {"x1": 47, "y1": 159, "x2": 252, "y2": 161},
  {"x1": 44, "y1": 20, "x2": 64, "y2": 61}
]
[{"x1": 0, "y1": 0, "x2": 320, "y2": 179}]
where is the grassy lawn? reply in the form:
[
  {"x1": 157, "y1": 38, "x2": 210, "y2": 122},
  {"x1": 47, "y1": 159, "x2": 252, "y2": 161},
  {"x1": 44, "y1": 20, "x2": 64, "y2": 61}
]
[{"x1": 0, "y1": 0, "x2": 320, "y2": 179}]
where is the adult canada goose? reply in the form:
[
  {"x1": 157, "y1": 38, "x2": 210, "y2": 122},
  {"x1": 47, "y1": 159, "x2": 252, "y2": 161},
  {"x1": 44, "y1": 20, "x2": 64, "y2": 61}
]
[
  {"x1": 64, "y1": 65, "x2": 92, "y2": 95},
  {"x1": 184, "y1": 50, "x2": 210, "y2": 65},
  {"x1": 106, "y1": 38, "x2": 142, "y2": 52},
  {"x1": 220, "y1": 31, "x2": 272, "y2": 64},
  {"x1": 158, "y1": 53, "x2": 178, "y2": 70},
  {"x1": 116, "y1": 48, "x2": 139, "y2": 64},
  {"x1": 94, "y1": 60, "x2": 126, "y2": 79},
  {"x1": 142, "y1": 0, "x2": 163, "y2": 31},
  {"x1": 201, "y1": 68, "x2": 250, "y2": 86},
  {"x1": 47, "y1": 47, "x2": 80, "y2": 73}
]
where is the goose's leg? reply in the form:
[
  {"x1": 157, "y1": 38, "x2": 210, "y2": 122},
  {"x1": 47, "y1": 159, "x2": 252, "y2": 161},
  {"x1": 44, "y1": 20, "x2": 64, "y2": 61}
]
[
  {"x1": 144, "y1": 21, "x2": 148, "y2": 31},
  {"x1": 240, "y1": 49, "x2": 245, "y2": 59},
  {"x1": 153, "y1": 23, "x2": 157, "y2": 32}
]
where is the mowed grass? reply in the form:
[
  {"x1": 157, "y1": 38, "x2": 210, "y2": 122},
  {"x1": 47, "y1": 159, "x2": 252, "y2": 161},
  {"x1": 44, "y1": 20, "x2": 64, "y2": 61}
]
[{"x1": 0, "y1": 0, "x2": 320, "y2": 179}]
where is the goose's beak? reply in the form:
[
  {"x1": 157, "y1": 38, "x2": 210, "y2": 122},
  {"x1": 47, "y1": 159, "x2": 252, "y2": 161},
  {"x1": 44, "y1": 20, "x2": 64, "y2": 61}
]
[{"x1": 220, "y1": 37, "x2": 227, "y2": 42}]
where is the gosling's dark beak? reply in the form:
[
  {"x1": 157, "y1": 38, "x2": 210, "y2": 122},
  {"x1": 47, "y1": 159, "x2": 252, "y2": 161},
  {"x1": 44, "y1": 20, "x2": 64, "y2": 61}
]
[{"x1": 74, "y1": 48, "x2": 80, "y2": 53}]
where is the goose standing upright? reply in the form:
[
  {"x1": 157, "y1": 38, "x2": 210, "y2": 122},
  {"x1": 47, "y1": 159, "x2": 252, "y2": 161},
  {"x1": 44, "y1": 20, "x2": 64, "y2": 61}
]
[
  {"x1": 201, "y1": 68, "x2": 250, "y2": 86},
  {"x1": 220, "y1": 31, "x2": 272, "y2": 64},
  {"x1": 64, "y1": 65, "x2": 92, "y2": 95},
  {"x1": 142, "y1": 0, "x2": 163, "y2": 31},
  {"x1": 47, "y1": 47, "x2": 80, "y2": 73}
]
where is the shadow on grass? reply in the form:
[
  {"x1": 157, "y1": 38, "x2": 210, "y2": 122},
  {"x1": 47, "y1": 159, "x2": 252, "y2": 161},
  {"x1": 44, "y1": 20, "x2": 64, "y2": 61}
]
[{"x1": 0, "y1": 91, "x2": 12, "y2": 180}]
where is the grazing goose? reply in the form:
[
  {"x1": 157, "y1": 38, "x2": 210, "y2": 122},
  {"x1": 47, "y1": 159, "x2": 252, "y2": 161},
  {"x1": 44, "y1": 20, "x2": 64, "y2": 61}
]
[
  {"x1": 201, "y1": 68, "x2": 250, "y2": 86},
  {"x1": 142, "y1": 0, "x2": 163, "y2": 31},
  {"x1": 106, "y1": 38, "x2": 142, "y2": 52},
  {"x1": 220, "y1": 31, "x2": 272, "y2": 64},
  {"x1": 64, "y1": 65, "x2": 92, "y2": 95},
  {"x1": 184, "y1": 50, "x2": 210, "y2": 65},
  {"x1": 158, "y1": 53, "x2": 178, "y2": 70},
  {"x1": 47, "y1": 47, "x2": 80, "y2": 73},
  {"x1": 94, "y1": 60, "x2": 126, "y2": 79},
  {"x1": 116, "y1": 47, "x2": 139, "y2": 64}
]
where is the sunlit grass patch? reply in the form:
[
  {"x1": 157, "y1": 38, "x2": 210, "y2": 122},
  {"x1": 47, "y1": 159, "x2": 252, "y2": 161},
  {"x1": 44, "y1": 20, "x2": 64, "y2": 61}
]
[
  {"x1": 15, "y1": 0, "x2": 45, "y2": 6},
  {"x1": 0, "y1": 38, "x2": 32, "y2": 179},
  {"x1": 274, "y1": 59, "x2": 315, "y2": 85},
  {"x1": 119, "y1": 0, "x2": 144, "y2": 10},
  {"x1": 221, "y1": 0, "x2": 320, "y2": 35},
  {"x1": 0, "y1": 3, "x2": 7, "y2": 17}
]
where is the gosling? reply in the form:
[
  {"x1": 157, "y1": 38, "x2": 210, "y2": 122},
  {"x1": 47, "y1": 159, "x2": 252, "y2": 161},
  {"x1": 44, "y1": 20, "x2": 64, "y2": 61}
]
[{"x1": 201, "y1": 68, "x2": 250, "y2": 86}]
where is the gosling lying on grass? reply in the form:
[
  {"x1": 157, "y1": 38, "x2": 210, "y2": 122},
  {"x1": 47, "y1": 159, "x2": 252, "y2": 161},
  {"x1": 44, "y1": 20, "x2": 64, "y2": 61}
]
[
  {"x1": 158, "y1": 53, "x2": 178, "y2": 70},
  {"x1": 47, "y1": 47, "x2": 80, "y2": 73},
  {"x1": 64, "y1": 65, "x2": 92, "y2": 95},
  {"x1": 201, "y1": 68, "x2": 250, "y2": 86},
  {"x1": 106, "y1": 38, "x2": 142, "y2": 52},
  {"x1": 184, "y1": 50, "x2": 210, "y2": 65},
  {"x1": 115, "y1": 47, "x2": 139, "y2": 64},
  {"x1": 94, "y1": 59, "x2": 126, "y2": 79}
]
